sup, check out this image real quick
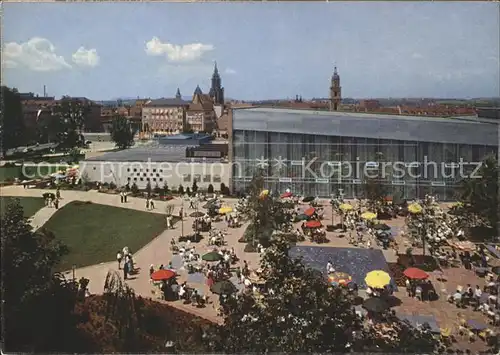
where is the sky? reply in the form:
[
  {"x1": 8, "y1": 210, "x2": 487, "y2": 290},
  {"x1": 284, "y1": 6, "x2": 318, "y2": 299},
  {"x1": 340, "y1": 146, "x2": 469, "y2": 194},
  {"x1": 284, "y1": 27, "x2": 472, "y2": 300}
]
[{"x1": 2, "y1": 2, "x2": 500, "y2": 101}]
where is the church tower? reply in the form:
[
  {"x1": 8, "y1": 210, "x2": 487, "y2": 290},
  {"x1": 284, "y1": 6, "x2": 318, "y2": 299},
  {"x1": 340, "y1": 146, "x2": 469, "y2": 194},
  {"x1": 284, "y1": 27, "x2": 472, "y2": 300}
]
[
  {"x1": 209, "y1": 61, "x2": 224, "y2": 105},
  {"x1": 175, "y1": 88, "x2": 181, "y2": 99},
  {"x1": 329, "y1": 66, "x2": 341, "y2": 111}
]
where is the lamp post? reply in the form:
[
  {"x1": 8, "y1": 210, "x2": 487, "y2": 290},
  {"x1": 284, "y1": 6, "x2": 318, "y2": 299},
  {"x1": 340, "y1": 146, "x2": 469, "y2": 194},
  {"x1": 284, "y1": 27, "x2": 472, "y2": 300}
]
[{"x1": 181, "y1": 198, "x2": 184, "y2": 238}]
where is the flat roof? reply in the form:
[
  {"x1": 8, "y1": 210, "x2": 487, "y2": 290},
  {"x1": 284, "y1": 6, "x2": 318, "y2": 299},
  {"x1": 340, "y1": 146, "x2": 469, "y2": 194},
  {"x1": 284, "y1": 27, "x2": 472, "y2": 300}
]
[
  {"x1": 232, "y1": 107, "x2": 499, "y2": 146},
  {"x1": 84, "y1": 144, "x2": 226, "y2": 163}
]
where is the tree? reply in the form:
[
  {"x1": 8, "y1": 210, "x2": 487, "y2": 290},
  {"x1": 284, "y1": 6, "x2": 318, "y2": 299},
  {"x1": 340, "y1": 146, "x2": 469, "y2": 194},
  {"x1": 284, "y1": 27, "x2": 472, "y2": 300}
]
[
  {"x1": 459, "y1": 154, "x2": 499, "y2": 231},
  {"x1": 162, "y1": 181, "x2": 169, "y2": 194},
  {"x1": 1, "y1": 86, "x2": 27, "y2": 150},
  {"x1": 110, "y1": 115, "x2": 134, "y2": 149},
  {"x1": 131, "y1": 182, "x2": 139, "y2": 194},
  {"x1": 0, "y1": 199, "x2": 76, "y2": 352},
  {"x1": 154, "y1": 183, "x2": 161, "y2": 194},
  {"x1": 67, "y1": 147, "x2": 81, "y2": 164},
  {"x1": 208, "y1": 234, "x2": 361, "y2": 353},
  {"x1": 192, "y1": 180, "x2": 198, "y2": 194},
  {"x1": 207, "y1": 184, "x2": 214, "y2": 194},
  {"x1": 178, "y1": 184, "x2": 184, "y2": 194},
  {"x1": 51, "y1": 97, "x2": 88, "y2": 149},
  {"x1": 145, "y1": 181, "x2": 152, "y2": 197},
  {"x1": 363, "y1": 152, "x2": 388, "y2": 213}
]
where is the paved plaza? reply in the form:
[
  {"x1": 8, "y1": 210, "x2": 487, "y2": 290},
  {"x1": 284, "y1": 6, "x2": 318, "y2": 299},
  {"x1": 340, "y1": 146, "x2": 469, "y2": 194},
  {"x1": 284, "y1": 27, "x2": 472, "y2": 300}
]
[{"x1": 0, "y1": 185, "x2": 497, "y2": 350}]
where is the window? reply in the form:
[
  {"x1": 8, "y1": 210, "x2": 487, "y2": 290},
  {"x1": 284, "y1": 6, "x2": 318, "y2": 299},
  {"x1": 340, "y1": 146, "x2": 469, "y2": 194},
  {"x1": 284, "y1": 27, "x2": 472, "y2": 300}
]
[
  {"x1": 153, "y1": 169, "x2": 157, "y2": 173},
  {"x1": 146, "y1": 178, "x2": 150, "y2": 181},
  {"x1": 134, "y1": 168, "x2": 137, "y2": 172},
  {"x1": 156, "y1": 173, "x2": 160, "y2": 177},
  {"x1": 153, "y1": 178, "x2": 156, "y2": 182},
  {"x1": 140, "y1": 177, "x2": 144, "y2": 181},
  {"x1": 133, "y1": 178, "x2": 137, "y2": 181},
  {"x1": 203, "y1": 175, "x2": 211, "y2": 182},
  {"x1": 183, "y1": 174, "x2": 191, "y2": 182},
  {"x1": 143, "y1": 173, "x2": 147, "y2": 177},
  {"x1": 213, "y1": 175, "x2": 221, "y2": 183},
  {"x1": 127, "y1": 177, "x2": 131, "y2": 180},
  {"x1": 159, "y1": 178, "x2": 163, "y2": 182},
  {"x1": 160, "y1": 169, "x2": 163, "y2": 173},
  {"x1": 127, "y1": 168, "x2": 130, "y2": 172},
  {"x1": 146, "y1": 169, "x2": 149, "y2": 172},
  {"x1": 194, "y1": 174, "x2": 201, "y2": 182}
]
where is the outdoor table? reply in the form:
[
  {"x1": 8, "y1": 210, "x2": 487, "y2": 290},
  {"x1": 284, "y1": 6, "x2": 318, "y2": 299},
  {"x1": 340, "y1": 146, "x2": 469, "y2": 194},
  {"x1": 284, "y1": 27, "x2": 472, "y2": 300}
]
[{"x1": 467, "y1": 319, "x2": 488, "y2": 331}]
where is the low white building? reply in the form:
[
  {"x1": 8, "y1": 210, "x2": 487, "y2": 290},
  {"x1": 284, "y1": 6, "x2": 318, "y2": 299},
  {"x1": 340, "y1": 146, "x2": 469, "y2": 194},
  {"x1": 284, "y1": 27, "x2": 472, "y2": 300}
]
[{"x1": 80, "y1": 145, "x2": 230, "y2": 190}]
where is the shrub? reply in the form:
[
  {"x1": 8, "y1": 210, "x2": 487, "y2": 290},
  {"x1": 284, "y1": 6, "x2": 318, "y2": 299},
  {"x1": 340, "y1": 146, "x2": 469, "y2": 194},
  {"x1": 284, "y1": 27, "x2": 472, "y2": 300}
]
[
  {"x1": 163, "y1": 181, "x2": 169, "y2": 194},
  {"x1": 145, "y1": 181, "x2": 152, "y2": 196},
  {"x1": 244, "y1": 243, "x2": 258, "y2": 253},
  {"x1": 207, "y1": 184, "x2": 214, "y2": 194},
  {"x1": 131, "y1": 182, "x2": 139, "y2": 194},
  {"x1": 178, "y1": 185, "x2": 184, "y2": 194},
  {"x1": 192, "y1": 180, "x2": 198, "y2": 194},
  {"x1": 220, "y1": 183, "x2": 226, "y2": 193},
  {"x1": 154, "y1": 183, "x2": 161, "y2": 194},
  {"x1": 109, "y1": 182, "x2": 117, "y2": 190}
]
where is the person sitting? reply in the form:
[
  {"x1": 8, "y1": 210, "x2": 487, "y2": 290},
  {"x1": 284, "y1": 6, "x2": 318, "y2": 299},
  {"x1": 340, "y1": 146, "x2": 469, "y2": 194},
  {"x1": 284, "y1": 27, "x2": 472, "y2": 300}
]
[{"x1": 149, "y1": 264, "x2": 155, "y2": 277}]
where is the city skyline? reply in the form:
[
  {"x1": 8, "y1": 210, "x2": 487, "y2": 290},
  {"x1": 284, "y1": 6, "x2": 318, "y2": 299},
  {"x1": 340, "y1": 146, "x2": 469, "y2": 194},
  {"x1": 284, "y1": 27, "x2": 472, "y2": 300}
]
[{"x1": 3, "y1": 2, "x2": 499, "y2": 101}]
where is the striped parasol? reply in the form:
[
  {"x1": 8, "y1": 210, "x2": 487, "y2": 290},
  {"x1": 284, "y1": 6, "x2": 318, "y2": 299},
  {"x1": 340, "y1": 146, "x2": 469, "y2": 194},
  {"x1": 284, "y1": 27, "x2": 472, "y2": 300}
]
[{"x1": 328, "y1": 272, "x2": 353, "y2": 286}]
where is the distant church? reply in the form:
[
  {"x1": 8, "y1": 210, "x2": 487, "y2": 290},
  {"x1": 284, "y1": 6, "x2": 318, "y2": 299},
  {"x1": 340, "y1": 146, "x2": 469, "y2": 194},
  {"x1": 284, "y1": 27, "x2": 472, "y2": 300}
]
[
  {"x1": 329, "y1": 66, "x2": 341, "y2": 111},
  {"x1": 209, "y1": 61, "x2": 224, "y2": 105}
]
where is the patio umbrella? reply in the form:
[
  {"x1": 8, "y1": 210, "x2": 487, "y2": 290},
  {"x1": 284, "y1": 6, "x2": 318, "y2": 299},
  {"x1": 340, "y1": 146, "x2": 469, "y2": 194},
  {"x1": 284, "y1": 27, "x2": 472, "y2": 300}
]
[
  {"x1": 492, "y1": 266, "x2": 500, "y2": 275},
  {"x1": 151, "y1": 269, "x2": 176, "y2": 281},
  {"x1": 363, "y1": 297, "x2": 390, "y2": 313},
  {"x1": 302, "y1": 196, "x2": 315, "y2": 203},
  {"x1": 361, "y1": 211, "x2": 377, "y2": 221},
  {"x1": 404, "y1": 267, "x2": 429, "y2": 280},
  {"x1": 210, "y1": 280, "x2": 238, "y2": 295},
  {"x1": 202, "y1": 251, "x2": 223, "y2": 262},
  {"x1": 305, "y1": 220, "x2": 322, "y2": 228},
  {"x1": 304, "y1": 207, "x2": 316, "y2": 216},
  {"x1": 408, "y1": 203, "x2": 422, "y2": 214},
  {"x1": 281, "y1": 191, "x2": 293, "y2": 198},
  {"x1": 219, "y1": 206, "x2": 233, "y2": 214},
  {"x1": 339, "y1": 203, "x2": 353, "y2": 211},
  {"x1": 190, "y1": 211, "x2": 205, "y2": 217},
  {"x1": 295, "y1": 214, "x2": 309, "y2": 221},
  {"x1": 373, "y1": 223, "x2": 391, "y2": 231},
  {"x1": 365, "y1": 270, "x2": 391, "y2": 289},
  {"x1": 260, "y1": 189, "x2": 269, "y2": 198},
  {"x1": 328, "y1": 272, "x2": 353, "y2": 286}
]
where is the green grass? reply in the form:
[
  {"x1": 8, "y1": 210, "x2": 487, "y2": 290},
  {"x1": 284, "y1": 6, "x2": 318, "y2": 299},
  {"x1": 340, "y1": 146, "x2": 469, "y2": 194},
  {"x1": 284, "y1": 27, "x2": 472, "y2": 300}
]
[
  {"x1": 0, "y1": 196, "x2": 46, "y2": 217},
  {"x1": 43, "y1": 201, "x2": 169, "y2": 271},
  {"x1": 0, "y1": 164, "x2": 76, "y2": 182}
]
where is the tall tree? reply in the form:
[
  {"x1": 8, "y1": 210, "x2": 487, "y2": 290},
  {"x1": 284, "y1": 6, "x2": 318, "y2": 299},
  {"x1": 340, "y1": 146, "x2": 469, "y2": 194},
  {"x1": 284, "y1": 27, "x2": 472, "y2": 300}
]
[
  {"x1": 459, "y1": 154, "x2": 499, "y2": 231},
  {"x1": 50, "y1": 97, "x2": 89, "y2": 149},
  {"x1": 363, "y1": 152, "x2": 387, "y2": 212},
  {"x1": 1, "y1": 86, "x2": 27, "y2": 150},
  {"x1": 110, "y1": 114, "x2": 135, "y2": 149},
  {"x1": 1, "y1": 199, "x2": 74, "y2": 352}
]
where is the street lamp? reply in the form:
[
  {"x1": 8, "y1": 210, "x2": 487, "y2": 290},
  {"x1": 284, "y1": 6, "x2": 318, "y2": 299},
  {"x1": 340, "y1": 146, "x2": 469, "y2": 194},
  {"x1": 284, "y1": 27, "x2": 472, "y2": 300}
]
[{"x1": 181, "y1": 198, "x2": 184, "y2": 238}]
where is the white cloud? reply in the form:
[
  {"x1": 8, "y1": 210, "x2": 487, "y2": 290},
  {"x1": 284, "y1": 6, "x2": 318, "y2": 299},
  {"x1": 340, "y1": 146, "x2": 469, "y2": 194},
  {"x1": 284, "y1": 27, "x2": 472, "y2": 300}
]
[
  {"x1": 225, "y1": 68, "x2": 237, "y2": 75},
  {"x1": 72, "y1": 47, "x2": 100, "y2": 67},
  {"x1": 411, "y1": 52, "x2": 423, "y2": 59},
  {"x1": 3, "y1": 37, "x2": 71, "y2": 71},
  {"x1": 145, "y1": 37, "x2": 214, "y2": 63}
]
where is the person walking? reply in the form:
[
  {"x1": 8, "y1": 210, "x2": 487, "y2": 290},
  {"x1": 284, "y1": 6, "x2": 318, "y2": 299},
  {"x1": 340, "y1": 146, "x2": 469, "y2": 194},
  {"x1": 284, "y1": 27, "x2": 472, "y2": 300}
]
[
  {"x1": 124, "y1": 193, "x2": 127, "y2": 203},
  {"x1": 123, "y1": 260, "x2": 129, "y2": 280},
  {"x1": 150, "y1": 198, "x2": 155, "y2": 209},
  {"x1": 120, "y1": 192, "x2": 124, "y2": 203},
  {"x1": 54, "y1": 198, "x2": 59, "y2": 210},
  {"x1": 146, "y1": 198, "x2": 150, "y2": 210},
  {"x1": 117, "y1": 250, "x2": 123, "y2": 269},
  {"x1": 56, "y1": 188, "x2": 61, "y2": 199}
]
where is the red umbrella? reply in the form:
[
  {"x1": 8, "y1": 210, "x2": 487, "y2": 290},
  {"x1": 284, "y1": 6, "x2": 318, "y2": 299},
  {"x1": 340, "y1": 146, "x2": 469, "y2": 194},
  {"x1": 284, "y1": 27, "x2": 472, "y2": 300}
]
[
  {"x1": 403, "y1": 267, "x2": 429, "y2": 280},
  {"x1": 304, "y1": 207, "x2": 316, "y2": 217},
  {"x1": 151, "y1": 269, "x2": 176, "y2": 281},
  {"x1": 281, "y1": 191, "x2": 293, "y2": 198},
  {"x1": 305, "y1": 220, "x2": 322, "y2": 228}
]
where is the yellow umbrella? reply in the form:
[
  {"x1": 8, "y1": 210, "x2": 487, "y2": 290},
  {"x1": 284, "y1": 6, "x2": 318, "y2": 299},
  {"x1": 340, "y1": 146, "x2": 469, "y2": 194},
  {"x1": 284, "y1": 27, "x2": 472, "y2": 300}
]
[
  {"x1": 260, "y1": 189, "x2": 269, "y2": 196},
  {"x1": 408, "y1": 203, "x2": 423, "y2": 214},
  {"x1": 365, "y1": 270, "x2": 391, "y2": 289},
  {"x1": 219, "y1": 206, "x2": 233, "y2": 215},
  {"x1": 361, "y1": 211, "x2": 377, "y2": 221},
  {"x1": 339, "y1": 203, "x2": 353, "y2": 211},
  {"x1": 72, "y1": 164, "x2": 79, "y2": 169}
]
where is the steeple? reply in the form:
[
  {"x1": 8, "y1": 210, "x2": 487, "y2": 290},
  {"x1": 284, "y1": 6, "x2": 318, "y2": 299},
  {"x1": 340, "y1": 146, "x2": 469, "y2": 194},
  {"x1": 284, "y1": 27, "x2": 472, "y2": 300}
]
[
  {"x1": 329, "y1": 65, "x2": 341, "y2": 111},
  {"x1": 194, "y1": 85, "x2": 202, "y2": 96},
  {"x1": 175, "y1": 88, "x2": 181, "y2": 99},
  {"x1": 209, "y1": 60, "x2": 224, "y2": 105}
]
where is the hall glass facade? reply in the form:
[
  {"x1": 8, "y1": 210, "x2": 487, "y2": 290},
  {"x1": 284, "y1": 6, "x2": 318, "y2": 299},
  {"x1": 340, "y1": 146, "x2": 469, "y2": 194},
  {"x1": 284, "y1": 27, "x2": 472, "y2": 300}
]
[{"x1": 231, "y1": 130, "x2": 497, "y2": 201}]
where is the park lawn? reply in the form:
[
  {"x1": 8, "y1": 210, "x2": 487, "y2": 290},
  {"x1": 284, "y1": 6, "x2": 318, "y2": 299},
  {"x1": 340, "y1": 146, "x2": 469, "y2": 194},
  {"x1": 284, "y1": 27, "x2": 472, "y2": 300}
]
[
  {"x1": 44, "y1": 201, "x2": 168, "y2": 271},
  {"x1": 0, "y1": 196, "x2": 46, "y2": 217}
]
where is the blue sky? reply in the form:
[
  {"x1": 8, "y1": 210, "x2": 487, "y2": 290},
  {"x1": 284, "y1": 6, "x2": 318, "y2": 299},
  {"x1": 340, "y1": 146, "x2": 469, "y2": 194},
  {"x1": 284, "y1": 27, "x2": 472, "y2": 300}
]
[{"x1": 3, "y1": 2, "x2": 499, "y2": 100}]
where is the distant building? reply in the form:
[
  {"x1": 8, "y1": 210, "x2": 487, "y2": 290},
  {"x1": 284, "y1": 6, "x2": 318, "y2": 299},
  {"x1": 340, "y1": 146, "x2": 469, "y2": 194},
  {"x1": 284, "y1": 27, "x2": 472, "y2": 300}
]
[
  {"x1": 142, "y1": 97, "x2": 190, "y2": 133},
  {"x1": 329, "y1": 66, "x2": 341, "y2": 111},
  {"x1": 359, "y1": 99, "x2": 381, "y2": 111},
  {"x1": 209, "y1": 62, "x2": 224, "y2": 105},
  {"x1": 186, "y1": 87, "x2": 216, "y2": 132}
]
